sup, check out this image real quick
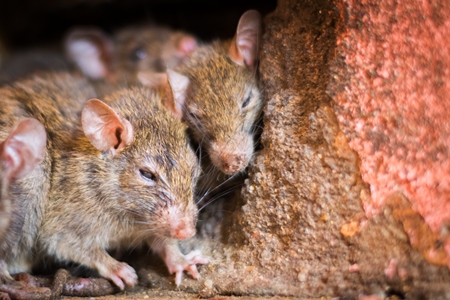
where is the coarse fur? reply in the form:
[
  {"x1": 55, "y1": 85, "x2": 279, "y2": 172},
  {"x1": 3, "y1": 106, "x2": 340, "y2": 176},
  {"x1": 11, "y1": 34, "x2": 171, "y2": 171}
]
[
  {"x1": 38, "y1": 86, "x2": 202, "y2": 289},
  {"x1": 115, "y1": 25, "x2": 197, "y2": 78},
  {"x1": 158, "y1": 10, "x2": 264, "y2": 177},
  {"x1": 0, "y1": 119, "x2": 46, "y2": 240},
  {"x1": 65, "y1": 24, "x2": 197, "y2": 92},
  {"x1": 0, "y1": 71, "x2": 205, "y2": 290},
  {"x1": 0, "y1": 72, "x2": 96, "y2": 279},
  {"x1": 176, "y1": 41, "x2": 262, "y2": 175}
]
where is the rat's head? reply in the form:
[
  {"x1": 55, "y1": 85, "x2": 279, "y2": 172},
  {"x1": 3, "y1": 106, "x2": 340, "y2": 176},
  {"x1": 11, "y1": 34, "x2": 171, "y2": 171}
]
[
  {"x1": 81, "y1": 89, "x2": 199, "y2": 240},
  {"x1": 65, "y1": 25, "x2": 197, "y2": 85},
  {"x1": 116, "y1": 26, "x2": 197, "y2": 77},
  {"x1": 156, "y1": 10, "x2": 263, "y2": 175}
]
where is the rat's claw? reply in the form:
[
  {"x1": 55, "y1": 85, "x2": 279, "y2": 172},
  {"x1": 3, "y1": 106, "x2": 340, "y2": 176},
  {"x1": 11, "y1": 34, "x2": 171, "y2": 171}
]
[
  {"x1": 174, "y1": 270, "x2": 183, "y2": 287},
  {"x1": 107, "y1": 262, "x2": 137, "y2": 290},
  {"x1": 109, "y1": 274, "x2": 124, "y2": 291},
  {"x1": 164, "y1": 249, "x2": 209, "y2": 286},
  {"x1": 185, "y1": 264, "x2": 199, "y2": 279}
]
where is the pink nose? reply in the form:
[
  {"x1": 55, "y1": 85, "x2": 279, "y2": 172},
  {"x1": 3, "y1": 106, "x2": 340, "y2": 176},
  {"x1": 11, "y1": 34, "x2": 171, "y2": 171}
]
[
  {"x1": 221, "y1": 154, "x2": 246, "y2": 175},
  {"x1": 222, "y1": 162, "x2": 240, "y2": 174},
  {"x1": 172, "y1": 224, "x2": 195, "y2": 240}
]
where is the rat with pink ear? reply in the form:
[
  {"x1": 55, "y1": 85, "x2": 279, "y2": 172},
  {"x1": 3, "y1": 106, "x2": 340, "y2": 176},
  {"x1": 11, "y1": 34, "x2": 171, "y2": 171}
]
[
  {"x1": 0, "y1": 71, "x2": 206, "y2": 297},
  {"x1": 64, "y1": 24, "x2": 198, "y2": 90},
  {"x1": 137, "y1": 11, "x2": 264, "y2": 219},
  {"x1": 140, "y1": 10, "x2": 264, "y2": 178},
  {"x1": 0, "y1": 72, "x2": 95, "y2": 298}
]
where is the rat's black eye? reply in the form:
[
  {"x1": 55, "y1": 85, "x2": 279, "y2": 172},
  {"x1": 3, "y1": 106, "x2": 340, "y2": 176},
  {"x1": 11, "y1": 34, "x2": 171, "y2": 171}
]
[
  {"x1": 130, "y1": 47, "x2": 148, "y2": 62},
  {"x1": 242, "y1": 93, "x2": 252, "y2": 108},
  {"x1": 139, "y1": 169, "x2": 157, "y2": 182},
  {"x1": 188, "y1": 111, "x2": 201, "y2": 121}
]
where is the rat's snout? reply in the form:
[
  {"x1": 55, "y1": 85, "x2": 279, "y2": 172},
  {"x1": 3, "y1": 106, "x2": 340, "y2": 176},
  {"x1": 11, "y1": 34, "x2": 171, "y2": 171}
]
[
  {"x1": 220, "y1": 153, "x2": 247, "y2": 175},
  {"x1": 171, "y1": 223, "x2": 195, "y2": 240},
  {"x1": 209, "y1": 137, "x2": 253, "y2": 175},
  {"x1": 165, "y1": 204, "x2": 197, "y2": 240}
]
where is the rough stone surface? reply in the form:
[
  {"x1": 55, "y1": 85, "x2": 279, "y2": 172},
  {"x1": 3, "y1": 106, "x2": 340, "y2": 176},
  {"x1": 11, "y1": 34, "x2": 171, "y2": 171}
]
[{"x1": 329, "y1": 0, "x2": 450, "y2": 269}]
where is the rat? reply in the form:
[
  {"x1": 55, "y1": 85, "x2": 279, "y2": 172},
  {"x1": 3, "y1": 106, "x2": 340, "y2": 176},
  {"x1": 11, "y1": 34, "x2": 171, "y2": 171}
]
[
  {"x1": 0, "y1": 118, "x2": 47, "y2": 239},
  {"x1": 0, "y1": 24, "x2": 196, "y2": 94},
  {"x1": 0, "y1": 71, "x2": 206, "y2": 292},
  {"x1": 64, "y1": 24, "x2": 197, "y2": 90},
  {"x1": 0, "y1": 72, "x2": 98, "y2": 292},
  {"x1": 140, "y1": 10, "x2": 264, "y2": 177}
]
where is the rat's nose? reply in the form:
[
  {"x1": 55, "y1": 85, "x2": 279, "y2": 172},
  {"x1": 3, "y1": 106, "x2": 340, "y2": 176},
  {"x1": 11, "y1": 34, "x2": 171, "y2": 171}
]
[
  {"x1": 220, "y1": 153, "x2": 246, "y2": 175},
  {"x1": 209, "y1": 139, "x2": 252, "y2": 175},
  {"x1": 171, "y1": 223, "x2": 195, "y2": 240}
]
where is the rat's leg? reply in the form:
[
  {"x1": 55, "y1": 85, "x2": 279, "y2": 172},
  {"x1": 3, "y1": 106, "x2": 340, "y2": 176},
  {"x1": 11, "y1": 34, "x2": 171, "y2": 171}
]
[{"x1": 49, "y1": 247, "x2": 137, "y2": 290}]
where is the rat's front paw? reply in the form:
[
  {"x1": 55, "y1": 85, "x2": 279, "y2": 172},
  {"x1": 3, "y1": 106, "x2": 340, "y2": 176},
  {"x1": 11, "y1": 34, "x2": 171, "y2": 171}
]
[
  {"x1": 165, "y1": 250, "x2": 209, "y2": 286},
  {"x1": 103, "y1": 262, "x2": 137, "y2": 290}
]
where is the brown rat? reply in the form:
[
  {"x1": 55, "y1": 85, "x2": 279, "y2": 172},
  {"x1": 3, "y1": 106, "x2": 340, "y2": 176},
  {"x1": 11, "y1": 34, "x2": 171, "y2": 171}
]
[
  {"x1": 0, "y1": 71, "x2": 206, "y2": 291},
  {"x1": 0, "y1": 72, "x2": 97, "y2": 287},
  {"x1": 143, "y1": 10, "x2": 264, "y2": 176},
  {"x1": 0, "y1": 118, "x2": 47, "y2": 239},
  {"x1": 64, "y1": 24, "x2": 197, "y2": 90},
  {"x1": 0, "y1": 71, "x2": 94, "y2": 300},
  {"x1": 0, "y1": 24, "x2": 196, "y2": 93},
  {"x1": 37, "y1": 85, "x2": 206, "y2": 289}
]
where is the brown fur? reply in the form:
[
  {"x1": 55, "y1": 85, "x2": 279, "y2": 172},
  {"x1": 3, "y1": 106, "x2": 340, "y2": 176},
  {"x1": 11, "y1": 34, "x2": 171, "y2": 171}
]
[
  {"x1": 0, "y1": 118, "x2": 46, "y2": 240},
  {"x1": 169, "y1": 10, "x2": 263, "y2": 176},
  {"x1": 0, "y1": 72, "x2": 95, "y2": 277},
  {"x1": 0, "y1": 71, "x2": 202, "y2": 288},
  {"x1": 175, "y1": 41, "x2": 263, "y2": 175},
  {"x1": 115, "y1": 25, "x2": 196, "y2": 78},
  {"x1": 65, "y1": 24, "x2": 197, "y2": 97}
]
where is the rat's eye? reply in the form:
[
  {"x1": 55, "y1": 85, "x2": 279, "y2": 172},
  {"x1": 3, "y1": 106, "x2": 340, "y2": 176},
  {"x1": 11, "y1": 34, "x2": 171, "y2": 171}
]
[
  {"x1": 188, "y1": 111, "x2": 201, "y2": 121},
  {"x1": 139, "y1": 169, "x2": 157, "y2": 182},
  {"x1": 130, "y1": 47, "x2": 148, "y2": 62},
  {"x1": 242, "y1": 92, "x2": 252, "y2": 108}
]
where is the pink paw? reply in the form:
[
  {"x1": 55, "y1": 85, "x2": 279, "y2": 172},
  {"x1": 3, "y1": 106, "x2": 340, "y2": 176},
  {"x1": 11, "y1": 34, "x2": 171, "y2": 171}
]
[
  {"x1": 107, "y1": 262, "x2": 137, "y2": 290},
  {"x1": 166, "y1": 250, "x2": 209, "y2": 286}
]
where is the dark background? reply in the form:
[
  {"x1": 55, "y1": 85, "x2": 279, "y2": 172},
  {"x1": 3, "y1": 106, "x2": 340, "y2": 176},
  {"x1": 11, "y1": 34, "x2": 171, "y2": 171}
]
[{"x1": 0, "y1": 0, "x2": 277, "y2": 50}]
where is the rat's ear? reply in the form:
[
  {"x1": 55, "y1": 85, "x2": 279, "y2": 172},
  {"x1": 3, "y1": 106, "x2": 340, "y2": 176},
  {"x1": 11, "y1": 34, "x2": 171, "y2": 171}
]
[
  {"x1": 64, "y1": 27, "x2": 115, "y2": 80},
  {"x1": 228, "y1": 10, "x2": 262, "y2": 68},
  {"x1": 1, "y1": 118, "x2": 47, "y2": 180},
  {"x1": 164, "y1": 69, "x2": 190, "y2": 119},
  {"x1": 176, "y1": 35, "x2": 198, "y2": 57},
  {"x1": 82, "y1": 99, "x2": 133, "y2": 156},
  {"x1": 137, "y1": 70, "x2": 189, "y2": 119}
]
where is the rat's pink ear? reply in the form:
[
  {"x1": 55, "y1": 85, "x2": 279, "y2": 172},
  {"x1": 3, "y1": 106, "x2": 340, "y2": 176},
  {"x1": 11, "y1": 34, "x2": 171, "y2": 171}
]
[
  {"x1": 176, "y1": 35, "x2": 198, "y2": 57},
  {"x1": 1, "y1": 118, "x2": 47, "y2": 180},
  {"x1": 82, "y1": 99, "x2": 134, "y2": 156},
  {"x1": 165, "y1": 69, "x2": 190, "y2": 119},
  {"x1": 64, "y1": 27, "x2": 115, "y2": 80},
  {"x1": 228, "y1": 10, "x2": 262, "y2": 68}
]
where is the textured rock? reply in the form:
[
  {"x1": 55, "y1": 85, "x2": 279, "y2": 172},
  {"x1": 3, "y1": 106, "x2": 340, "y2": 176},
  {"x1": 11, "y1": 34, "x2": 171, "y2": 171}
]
[
  {"x1": 330, "y1": 0, "x2": 450, "y2": 268},
  {"x1": 203, "y1": 0, "x2": 450, "y2": 298}
]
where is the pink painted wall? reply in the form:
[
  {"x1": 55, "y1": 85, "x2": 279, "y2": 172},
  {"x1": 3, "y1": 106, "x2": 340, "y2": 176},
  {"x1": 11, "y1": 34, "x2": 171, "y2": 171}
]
[{"x1": 332, "y1": 0, "x2": 450, "y2": 267}]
